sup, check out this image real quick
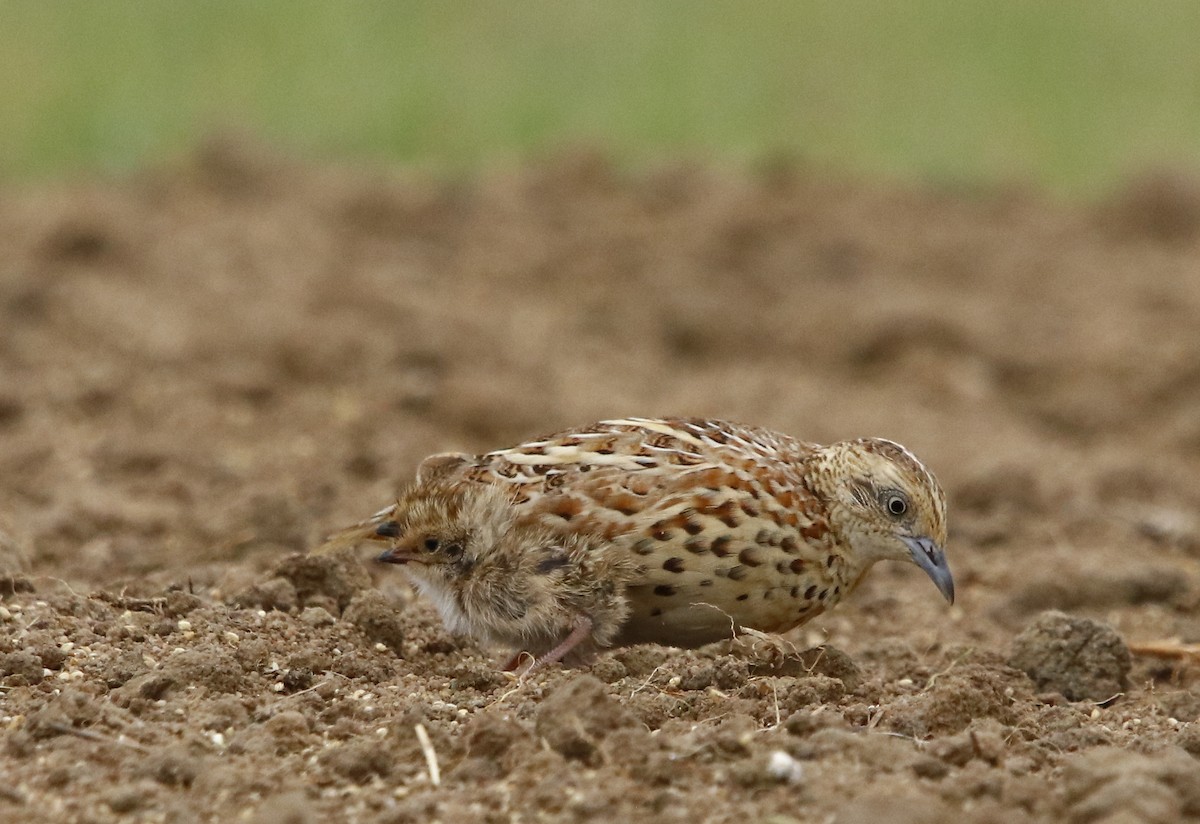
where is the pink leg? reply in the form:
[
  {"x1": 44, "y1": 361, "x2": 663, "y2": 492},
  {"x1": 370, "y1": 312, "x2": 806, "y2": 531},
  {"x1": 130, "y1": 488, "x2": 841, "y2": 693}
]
[
  {"x1": 500, "y1": 650, "x2": 532, "y2": 672},
  {"x1": 516, "y1": 615, "x2": 594, "y2": 677}
]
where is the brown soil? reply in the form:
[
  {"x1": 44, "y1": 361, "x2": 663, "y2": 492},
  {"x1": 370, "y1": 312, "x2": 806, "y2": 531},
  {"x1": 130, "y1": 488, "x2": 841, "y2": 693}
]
[{"x1": 2, "y1": 141, "x2": 1200, "y2": 823}]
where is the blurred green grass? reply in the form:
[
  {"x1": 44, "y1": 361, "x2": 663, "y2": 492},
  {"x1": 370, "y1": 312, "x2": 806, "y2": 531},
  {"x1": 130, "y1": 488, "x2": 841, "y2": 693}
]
[{"x1": 3, "y1": 1, "x2": 1199, "y2": 194}]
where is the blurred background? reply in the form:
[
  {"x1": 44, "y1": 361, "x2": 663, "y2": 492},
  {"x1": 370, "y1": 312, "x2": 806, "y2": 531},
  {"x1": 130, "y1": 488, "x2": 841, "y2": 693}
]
[{"x1": 5, "y1": 0, "x2": 1200, "y2": 194}]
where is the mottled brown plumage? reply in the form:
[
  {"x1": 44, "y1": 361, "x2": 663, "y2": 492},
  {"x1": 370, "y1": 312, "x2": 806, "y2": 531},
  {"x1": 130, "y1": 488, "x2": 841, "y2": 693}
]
[{"x1": 316, "y1": 417, "x2": 953, "y2": 669}]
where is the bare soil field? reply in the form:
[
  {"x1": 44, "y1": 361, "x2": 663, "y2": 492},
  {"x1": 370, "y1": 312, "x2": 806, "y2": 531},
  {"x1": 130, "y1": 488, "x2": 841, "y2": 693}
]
[{"x1": 2, "y1": 141, "x2": 1200, "y2": 823}]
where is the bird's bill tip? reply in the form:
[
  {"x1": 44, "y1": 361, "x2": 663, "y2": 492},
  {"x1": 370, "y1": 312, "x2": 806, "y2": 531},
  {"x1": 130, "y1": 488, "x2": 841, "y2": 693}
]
[
  {"x1": 376, "y1": 548, "x2": 413, "y2": 565},
  {"x1": 902, "y1": 535, "x2": 955, "y2": 605}
]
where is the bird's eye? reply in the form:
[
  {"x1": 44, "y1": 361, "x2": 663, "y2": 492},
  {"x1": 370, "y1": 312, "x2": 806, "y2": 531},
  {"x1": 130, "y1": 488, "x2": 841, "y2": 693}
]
[
  {"x1": 423, "y1": 537, "x2": 440, "y2": 552},
  {"x1": 886, "y1": 495, "x2": 908, "y2": 517}
]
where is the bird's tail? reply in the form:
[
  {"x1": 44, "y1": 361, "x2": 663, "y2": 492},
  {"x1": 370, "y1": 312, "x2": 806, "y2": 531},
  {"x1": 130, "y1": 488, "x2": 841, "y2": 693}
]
[{"x1": 311, "y1": 502, "x2": 400, "y2": 556}]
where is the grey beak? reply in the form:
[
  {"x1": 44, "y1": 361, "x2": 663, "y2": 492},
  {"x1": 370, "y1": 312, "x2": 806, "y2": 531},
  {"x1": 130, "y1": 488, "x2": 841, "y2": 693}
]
[{"x1": 902, "y1": 536, "x2": 955, "y2": 605}]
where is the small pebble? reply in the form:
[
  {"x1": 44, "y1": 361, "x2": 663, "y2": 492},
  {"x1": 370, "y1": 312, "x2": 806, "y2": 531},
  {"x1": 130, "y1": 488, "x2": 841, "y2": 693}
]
[{"x1": 767, "y1": 750, "x2": 805, "y2": 784}]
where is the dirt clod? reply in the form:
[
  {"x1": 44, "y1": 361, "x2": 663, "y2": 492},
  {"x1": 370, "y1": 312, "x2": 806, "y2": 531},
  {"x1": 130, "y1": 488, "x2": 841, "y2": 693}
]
[
  {"x1": 1062, "y1": 746, "x2": 1200, "y2": 822},
  {"x1": 276, "y1": 554, "x2": 372, "y2": 613},
  {"x1": 231, "y1": 576, "x2": 298, "y2": 612},
  {"x1": 535, "y1": 675, "x2": 637, "y2": 765},
  {"x1": 250, "y1": 792, "x2": 315, "y2": 824},
  {"x1": 319, "y1": 738, "x2": 395, "y2": 783},
  {"x1": 0, "y1": 651, "x2": 44, "y2": 685},
  {"x1": 341, "y1": 589, "x2": 407, "y2": 652},
  {"x1": 1009, "y1": 611, "x2": 1131, "y2": 702}
]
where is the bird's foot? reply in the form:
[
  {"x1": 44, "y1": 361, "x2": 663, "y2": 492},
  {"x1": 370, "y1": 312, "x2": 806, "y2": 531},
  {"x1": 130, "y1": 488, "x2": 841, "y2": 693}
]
[{"x1": 501, "y1": 615, "x2": 595, "y2": 678}]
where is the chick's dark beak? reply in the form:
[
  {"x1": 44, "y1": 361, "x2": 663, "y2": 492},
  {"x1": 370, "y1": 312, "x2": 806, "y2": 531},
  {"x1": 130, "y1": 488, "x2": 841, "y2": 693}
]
[
  {"x1": 376, "y1": 547, "x2": 415, "y2": 565},
  {"x1": 902, "y1": 535, "x2": 955, "y2": 604},
  {"x1": 374, "y1": 521, "x2": 413, "y2": 564}
]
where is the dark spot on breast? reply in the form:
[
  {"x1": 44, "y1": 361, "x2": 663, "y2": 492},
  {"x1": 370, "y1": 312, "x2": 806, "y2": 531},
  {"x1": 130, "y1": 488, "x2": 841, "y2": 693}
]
[
  {"x1": 804, "y1": 585, "x2": 817, "y2": 600},
  {"x1": 754, "y1": 529, "x2": 772, "y2": 545},
  {"x1": 780, "y1": 536, "x2": 799, "y2": 554},
  {"x1": 699, "y1": 579, "x2": 713, "y2": 587},
  {"x1": 727, "y1": 565, "x2": 748, "y2": 581},
  {"x1": 738, "y1": 548, "x2": 764, "y2": 567},
  {"x1": 803, "y1": 521, "x2": 830, "y2": 541},
  {"x1": 663, "y1": 557, "x2": 685, "y2": 573},
  {"x1": 683, "y1": 537, "x2": 708, "y2": 554},
  {"x1": 826, "y1": 555, "x2": 836, "y2": 568},
  {"x1": 536, "y1": 552, "x2": 571, "y2": 574},
  {"x1": 590, "y1": 438, "x2": 617, "y2": 454},
  {"x1": 651, "y1": 526, "x2": 673, "y2": 542},
  {"x1": 790, "y1": 586, "x2": 800, "y2": 597},
  {"x1": 609, "y1": 493, "x2": 641, "y2": 515},
  {"x1": 683, "y1": 519, "x2": 704, "y2": 536},
  {"x1": 818, "y1": 588, "x2": 828, "y2": 601},
  {"x1": 710, "y1": 536, "x2": 734, "y2": 557},
  {"x1": 741, "y1": 500, "x2": 761, "y2": 518},
  {"x1": 374, "y1": 521, "x2": 401, "y2": 538},
  {"x1": 632, "y1": 538, "x2": 656, "y2": 556},
  {"x1": 714, "y1": 501, "x2": 740, "y2": 528},
  {"x1": 650, "y1": 607, "x2": 662, "y2": 617},
  {"x1": 736, "y1": 593, "x2": 749, "y2": 601},
  {"x1": 653, "y1": 584, "x2": 677, "y2": 597},
  {"x1": 790, "y1": 559, "x2": 807, "y2": 574},
  {"x1": 762, "y1": 590, "x2": 772, "y2": 599},
  {"x1": 765, "y1": 508, "x2": 789, "y2": 527}
]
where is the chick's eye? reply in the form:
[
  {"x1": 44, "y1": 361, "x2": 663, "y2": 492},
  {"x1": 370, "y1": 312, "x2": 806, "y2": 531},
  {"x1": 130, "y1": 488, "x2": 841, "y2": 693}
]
[
  {"x1": 423, "y1": 537, "x2": 440, "y2": 552},
  {"x1": 886, "y1": 495, "x2": 908, "y2": 517}
]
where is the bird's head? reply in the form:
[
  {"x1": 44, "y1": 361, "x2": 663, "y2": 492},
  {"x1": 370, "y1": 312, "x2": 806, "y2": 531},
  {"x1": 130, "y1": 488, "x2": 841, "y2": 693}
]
[
  {"x1": 373, "y1": 483, "x2": 514, "y2": 579},
  {"x1": 812, "y1": 438, "x2": 953, "y2": 604}
]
